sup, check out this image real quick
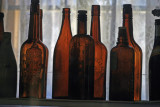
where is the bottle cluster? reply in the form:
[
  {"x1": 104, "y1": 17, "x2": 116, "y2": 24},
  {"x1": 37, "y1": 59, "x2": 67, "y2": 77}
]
[{"x1": 0, "y1": 0, "x2": 160, "y2": 101}]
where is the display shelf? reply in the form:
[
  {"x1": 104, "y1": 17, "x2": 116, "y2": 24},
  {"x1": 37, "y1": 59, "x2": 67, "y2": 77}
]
[{"x1": 0, "y1": 98, "x2": 160, "y2": 107}]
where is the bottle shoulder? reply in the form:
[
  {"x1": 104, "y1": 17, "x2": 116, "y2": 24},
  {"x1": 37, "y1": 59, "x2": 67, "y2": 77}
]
[
  {"x1": 130, "y1": 40, "x2": 142, "y2": 52},
  {"x1": 71, "y1": 34, "x2": 94, "y2": 41},
  {"x1": 111, "y1": 45, "x2": 134, "y2": 53},
  {"x1": 21, "y1": 40, "x2": 47, "y2": 53}
]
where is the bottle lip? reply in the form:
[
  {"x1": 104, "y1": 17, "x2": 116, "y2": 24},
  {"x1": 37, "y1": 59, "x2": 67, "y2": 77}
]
[
  {"x1": 123, "y1": 4, "x2": 132, "y2": 9},
  {"x1": 78, "y1": 10, "x2": 87, "y2": 14},
  {"x1": 92, "y1": 5, "x2": 100, "y2": 16},
  {"x1": 118, "y1": 27, "x2": 127, "y2": 39},
  {"x1": 155, "y1": 19, "x2": 160, "y2": 25},
  {"x1": 63, "y1": 8, "x2": 70, "y2": 13},
  {"x1": 0, "y1": 12, "x2": 4, "y2": 18},
  {"x1": 31, "y1": 0, "x2": 39, "y2": 4},
  {"x1": 78, "y1": 10, "x2": 87, "y2": 21},
  {"x1": 123, "y1": 4, "x2": 132, "y2": 18}
]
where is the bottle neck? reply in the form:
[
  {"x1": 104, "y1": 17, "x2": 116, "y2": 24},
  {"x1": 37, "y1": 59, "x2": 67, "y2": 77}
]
[
  {"x1": 28, "y1": 4, "x2": 40, "y2": 41},
  {"x1": 78, "y1": 20, "x2": 87, "y2": 35},
  {"x1": 0, "y1": 18, "x2": 4, "y2": 33},
  {"x1": 123, "y1": 14, "x2": 134, "y2": 41},
  {"x1": 117, "y1": 36, "x2": 128, "y2": 46},
  {"x1": 90, "y1": 15, "x2": 101, "y2": 42},
  {"x1": 61, "y1": 12, "x2": 71, "y2": 33},
  {"x1": 40, "y1": 10, "x2": 43, "y2": 41},
  {"x1": 0, "y1": 18, "x2": 4, "y2": 42},
  {"x1": 154, "y1": 24, "x2": 160, "y2": 46},
  {"x1": 117, "y1": 27, "x2": 128, "y2": 46}
]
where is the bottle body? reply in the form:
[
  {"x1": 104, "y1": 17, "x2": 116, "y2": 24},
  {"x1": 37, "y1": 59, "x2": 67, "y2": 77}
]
[
  {"x1": 90, "y1": 5, "x2": 107, "y2": 100},
  {"x1": 69, "y1": 10, "x2": 95, "y2": 100},
  {"x1": 53, "y1": 8, "x2": 72, "y2": 98},
  {"x1": 149, "y1": 19, "x2": 160, "y2": 100},
  {"x1": 40, "y1": 9, "x2": 49, "y2": 98},
  {"x1": 20, "y1": 41, "x2": 47, "y2": 98},
  {"x1": 0, "y1": 32, "x2": 17, "y2": 98},
  {"x1": 69, "y1": 35, "x2": 95, "y2": 100},
  {"x1": 123, "y1": 4, "x2": 142, "y2": 101},
  {"x1": 109, "y1": 27, "x2": 134, "y2": 101},
  {"x1": 110, "y1": 46, "x2": 134, "y2": 101},
  {"x1": 19, "y1": 1, "x2": 48, "y2": 98}
]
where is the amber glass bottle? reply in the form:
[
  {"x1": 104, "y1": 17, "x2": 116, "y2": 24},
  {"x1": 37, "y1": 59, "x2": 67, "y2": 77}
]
[
  {"x1": 109, "y1": 27, "x2": 134, "y2": 101},
  {"x1": 53, "y1": 8, "x2": 72, "y2": 98},
  {"x1": 90, "y1": 5, "x2": 107, "y2": 100},
  {"x1": 149, "y1": 19, "x2": 160, "y2": 101},
  {"x1": 0, "y1": 12, "x2": 17, "y2": 98},
  {"x1": 69, "y1": 10, "x2": 95, "y2": 100},
  {"x1": 123, "y1": 4, "x2": 142, "y2": 101},
  {"x1": 39, "y1": 9, "x2": 49, "y2": 98},
  {"x1": 19, "y1": 0, "x2": 48, "y2": 98}
]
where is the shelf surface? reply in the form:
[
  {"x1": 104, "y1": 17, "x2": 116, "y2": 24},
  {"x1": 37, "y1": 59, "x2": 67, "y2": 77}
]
[{"x1": 0, "y1": 98, "x2": 160, "y2": 107}]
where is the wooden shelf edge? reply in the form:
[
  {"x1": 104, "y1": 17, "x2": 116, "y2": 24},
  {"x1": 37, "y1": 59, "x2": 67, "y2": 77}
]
[{"x1": 0, "y1": 98, "x2": 160, "y2": 107}]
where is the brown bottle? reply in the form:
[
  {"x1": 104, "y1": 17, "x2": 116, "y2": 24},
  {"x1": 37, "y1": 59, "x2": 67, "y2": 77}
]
[
  {"x1": 69, "y1": 10, "x2": 95, "y2": 100},
  {"x1": 109, "y1": 27, "x2": 134, "y2": 101},
  {"x1": 53, "y1": 8, "x2": 72, "y2": 98},
  {"x1": 0, "y1": 12, "x2": 17, "y2": 98},
  {"x1": 19, "y1": 0, "x2": 48, "y2": 98},
  {"x1": 39, "y1": 9, "x2": 49, "y2": 97},
  {"x1": 90, "y1": 5, "x2": 107, "y2": 100},
  {"x1": 123, "y1": 4, "x2": 142, "y2": 101}
]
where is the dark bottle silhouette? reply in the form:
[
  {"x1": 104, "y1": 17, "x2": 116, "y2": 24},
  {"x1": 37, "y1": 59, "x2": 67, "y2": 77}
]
[
  {"x1": 69, "y1": 10, "x2": 95, "y2": 100},
  {"x1": 53, "y1": 8, "x2": 72, "y2": 98},
  {"x1": 149, "y1": 19, "x2": 160, "y2": 101},
  {"x1": 109, "y1": 27, "x2": 134, "y2": 101},
  {"x1": 19, "y1": 0, "x2": 48, "y2": 98},
  {"x1": 90, "y1": 5, "x2": 107, "y2": 100},
  {"x1": 123, "y1": 4, "x2": 142, "y2": 101},
  {"x1": 0, "y1": 12, "x2": 17, "y2": 98}
]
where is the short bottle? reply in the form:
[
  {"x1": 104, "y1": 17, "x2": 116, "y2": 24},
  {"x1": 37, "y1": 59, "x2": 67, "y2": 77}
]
[
  {"x1": 90, "y1": 5, "x2": 107, "y2": 100},
  {"x1": 0, "y1": 12, "x2": 17, "y2": 98},
  {"x1": 19, "y1": 0, "x2": 48, "y2": 98},
  {"x1": 69, "y1": 10, "x2": 95, "y2": 100},
  {"x1": 53, "y1": 8, "x2": 72, "y2": 98},
  {"x1": 123, "y1": 4, "x2": 142, "y2": 101},
  {"x1": 149, "y1": 19, "x2": 160, "y2": 101},
  {"x1": 109, "y1": 27, "x2": 134, "y2": 101}
]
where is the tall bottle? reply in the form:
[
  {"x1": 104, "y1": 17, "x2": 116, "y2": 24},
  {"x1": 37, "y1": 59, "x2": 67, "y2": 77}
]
[
  {"x1": 53, "y1": 8, "x2": 72, "y2": 98},
  {"x1": 109, "y1": 27, "x2": 134, "y2": 101},
  {"x1": 90, "y1": 5, "x2": 107, "y2": 100},
  {"x1": 123, "y1": 4, "x2": 142, "y2": 101},
  {"x1": 19, "y1": 0, "x2": 48, "y2": 98},
  {"x1": 69, "y1": 10, "x2": 95, "y2": 100},
  {"x1": 0, "y1": 12, "x2": 17, "y2": 98},
  {"x1": 39, "y1": 9, "x2": 49, "y2": 98},
  {"x1": 149, "y1": 19, "x2": 160, "y2": 101}
]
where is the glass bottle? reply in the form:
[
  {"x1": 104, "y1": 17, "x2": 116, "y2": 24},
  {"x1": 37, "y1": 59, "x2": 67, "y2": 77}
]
[
  {"x1": 69, "y1": 10, "x2": 95, "y2": 100},
  {"x1": 53, "y1": 8, "x2": 72, "y2": 98},
  {"x1": 19, "y1": 0, "x2": 48, "y2": 98},
  {"x1": 0, "y1": 12, "x2": 17, "y2": 98},
  {"x1": 39, "y1": 9, "x2": 49, "y2": 98},
  {"x1": 90, "y1": 5, "x2": 107, "y2": 100},
  {"x1": 109, "y1": 27, "x2": 134, "y2": 101},
  {"x1": 123, "y1": 4, "x2": 142, "y2": 101},
  {"x1": 149, "y1": 19, "x2": 160, "y2": 101}
]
